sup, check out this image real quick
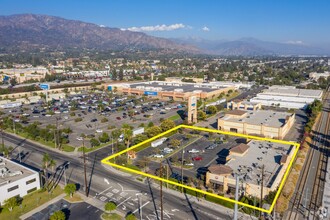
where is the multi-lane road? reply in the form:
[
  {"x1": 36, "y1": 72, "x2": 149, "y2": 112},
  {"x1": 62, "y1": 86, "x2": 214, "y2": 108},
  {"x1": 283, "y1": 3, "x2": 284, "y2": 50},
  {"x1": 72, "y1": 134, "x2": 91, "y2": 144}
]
[{"x1": 3, "y1": 132, "x2": 253, "y2": 220}]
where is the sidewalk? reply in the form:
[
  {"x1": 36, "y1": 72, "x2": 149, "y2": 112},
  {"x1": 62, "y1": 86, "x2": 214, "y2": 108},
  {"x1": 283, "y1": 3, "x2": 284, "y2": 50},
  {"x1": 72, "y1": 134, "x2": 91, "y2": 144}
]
[
  {"x1": 4, "y1": 131, "x2": 78, "y2": 156},
  {"x1": 20, "y1": 193, "x2": 66, "y2": 220}
]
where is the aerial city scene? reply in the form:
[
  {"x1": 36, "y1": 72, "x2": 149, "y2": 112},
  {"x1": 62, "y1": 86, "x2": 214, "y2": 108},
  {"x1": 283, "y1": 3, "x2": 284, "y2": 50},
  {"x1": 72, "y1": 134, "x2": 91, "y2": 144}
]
[{"x1": 0, "y1": 0, "x2": 329, "y2": 219}]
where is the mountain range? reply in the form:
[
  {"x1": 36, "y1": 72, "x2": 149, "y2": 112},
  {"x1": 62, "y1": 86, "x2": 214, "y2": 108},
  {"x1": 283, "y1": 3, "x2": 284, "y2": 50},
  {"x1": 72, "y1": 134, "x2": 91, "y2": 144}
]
[
  {"x1": 0, "y1": 14, "x2": 199, "y2": 53},
  {"x1": 0, "y1": 14, "x2": 329, "y2": 56},
  {"x1": 172, "y1": 37, "x2": 329, "y2": 56}
]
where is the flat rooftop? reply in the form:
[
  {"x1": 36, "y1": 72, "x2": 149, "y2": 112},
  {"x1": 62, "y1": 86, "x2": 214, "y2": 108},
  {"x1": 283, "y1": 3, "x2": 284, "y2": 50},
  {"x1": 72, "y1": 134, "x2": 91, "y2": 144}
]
[
  {"x1": 222, "y1": 110, "x2": 293, "y2": 127},
  {"x1": 226, "y1": 140, "x2": 293, "y2": 188},
  {"x1": 0, "y1": 157, "x2": 36, "y2": 186},
  {"x1": 261, "y1": 87, "x2": 323, "y2": 98},
  {"x1": 129, "y1": 81, "x2": 226, "y2": 93}
]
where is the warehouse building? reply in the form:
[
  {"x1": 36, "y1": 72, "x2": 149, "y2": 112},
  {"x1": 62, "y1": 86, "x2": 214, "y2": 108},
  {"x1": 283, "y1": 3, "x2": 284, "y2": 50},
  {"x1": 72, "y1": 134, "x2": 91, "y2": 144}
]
[
  {"x1": 250, "y1": 86, "x2": 323, "y2": 109},
  {"x1": 217, "y1": 109, "x2": 295, "y2": 139},
  {"x1": 205, "y1": 140, "x2": 294, "y2": 198},
  {"x1": 227, "y1": 99, "x2": 262, "y2": 111},
  {"x1": 0, "y1": 157, "x2": 41, "y2": 205},
  {"x1": 107, "y1": 81, "x2": 235, "y2": 101}
]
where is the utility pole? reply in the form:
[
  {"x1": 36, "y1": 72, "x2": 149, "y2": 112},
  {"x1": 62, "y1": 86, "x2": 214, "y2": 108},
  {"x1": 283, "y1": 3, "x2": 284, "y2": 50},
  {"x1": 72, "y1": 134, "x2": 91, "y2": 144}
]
[
  {"x1": 160, "y1": 162, "x2": 163, "y2": 220},
  {"x1": 181, "y1": 149, "x2": 184, "y2": 193},
  {"x1": 234, "y1": 174, "x2": 239, "y2": 220},
  {"x1": 166, "y1": 164, "x2": 169, "y2": 188},
  {"x1": 260, "y1": 165, "x2": 265, "y2": 218},
  {"x1": 83, "y1": 138, "x2": 88, "y2": 197}
]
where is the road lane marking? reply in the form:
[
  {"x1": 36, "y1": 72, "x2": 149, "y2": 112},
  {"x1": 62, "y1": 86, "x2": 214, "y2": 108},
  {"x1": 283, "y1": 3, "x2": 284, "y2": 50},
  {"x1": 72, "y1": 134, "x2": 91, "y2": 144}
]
[
  {"x1": 98, "y1": 185, "x2": 112, "y2": 195},
  {"x1": 132, "y1": 201, "x2": 150, "y2": 214},
  {"x1": 117, "y1": 196, "x2": 132, "y2": 207}
]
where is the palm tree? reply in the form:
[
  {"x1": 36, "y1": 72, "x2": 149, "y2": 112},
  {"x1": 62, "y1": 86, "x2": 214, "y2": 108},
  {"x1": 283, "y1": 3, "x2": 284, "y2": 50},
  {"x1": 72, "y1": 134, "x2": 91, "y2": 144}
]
[
  {"x1": 42, "y1": 153, "x2": 52, "y2": 185},
  {"x1": 122, "y1": 124, "x2": 133, "y2": 164},
  {"x1": 111, "y1": 129, "x2": 121, "y2": 154},
  {"x1": 49, "y1": 159, "x2": 57, "y2": 173}
]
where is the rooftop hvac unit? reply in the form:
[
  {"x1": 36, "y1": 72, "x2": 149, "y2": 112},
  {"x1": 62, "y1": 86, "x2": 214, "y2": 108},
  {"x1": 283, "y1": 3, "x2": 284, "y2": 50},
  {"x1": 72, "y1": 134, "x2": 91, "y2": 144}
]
[
  {"x1": 174, "y1": 89, "x2": 183, "y2": 92},
  {"x1": 8, "y1": 171, "x2": 23, "y2": 177}
]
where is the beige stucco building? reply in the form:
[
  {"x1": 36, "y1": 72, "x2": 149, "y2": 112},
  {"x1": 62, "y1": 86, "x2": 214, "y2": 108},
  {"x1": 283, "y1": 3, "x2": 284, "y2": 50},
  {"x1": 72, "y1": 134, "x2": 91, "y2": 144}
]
[
  {"x1": 205, "y1": 141, "x2": 295, "y2": 198},
  {"x1": 217, "y1": 109, "x2": 295, "y2": 139}
]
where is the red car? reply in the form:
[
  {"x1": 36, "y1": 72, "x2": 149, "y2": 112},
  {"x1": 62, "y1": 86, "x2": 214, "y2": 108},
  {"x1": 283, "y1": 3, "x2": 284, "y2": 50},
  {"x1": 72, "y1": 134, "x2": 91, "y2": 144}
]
[
  {"x1": 116, "y1": 117, "x2": 121, "y2": 120},
  {"x1": 192, "y1": 156, "x2": 202, "y2": 161}
]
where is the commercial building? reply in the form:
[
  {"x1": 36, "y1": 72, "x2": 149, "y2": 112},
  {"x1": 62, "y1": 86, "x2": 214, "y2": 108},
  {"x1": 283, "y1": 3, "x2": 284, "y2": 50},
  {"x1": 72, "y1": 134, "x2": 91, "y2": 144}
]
[
  {"x1": 250, "y1": 86, "x2": 323, "y2": 109},
  {"x1": 107, "y1": 81, "x2": 235, "y2": 101},
  {"x1": 0, "y1": 156, "x2": 41, "y2": 205},
  {"x1": 0, "y1": 67, "x2": 48, "y2": 83},
  {"x1": 205, "y1": 140, "x2": 294, "y2": 198},
  {"x1": 227, "y1": 99, "x2": 262, "y2": 111},
  {"x1": 217, "y1": 109, "x2": 295, "y2": 139},
  {"x1": 309, "y1": 71, "x2": 330, "y2": 80}
]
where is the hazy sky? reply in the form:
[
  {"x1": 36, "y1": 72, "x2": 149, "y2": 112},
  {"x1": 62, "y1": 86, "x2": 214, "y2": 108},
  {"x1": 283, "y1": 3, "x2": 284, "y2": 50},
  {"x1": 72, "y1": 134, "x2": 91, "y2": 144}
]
[{"x1": 1, "y1": 0, "x2": 329, "y2": 46}]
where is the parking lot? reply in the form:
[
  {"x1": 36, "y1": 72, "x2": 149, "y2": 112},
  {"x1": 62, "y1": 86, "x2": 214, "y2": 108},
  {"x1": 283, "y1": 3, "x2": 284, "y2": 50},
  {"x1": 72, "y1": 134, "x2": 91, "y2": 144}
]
[
  {"x1": 0, "y1": 91, "x2": 185, "y2": 148},
  {"x1": 133, "y1": 129, "x2": 242, "y2": 182},
  {"x1": 27, "y1": 199, "x2": 102, "y2": 220}
]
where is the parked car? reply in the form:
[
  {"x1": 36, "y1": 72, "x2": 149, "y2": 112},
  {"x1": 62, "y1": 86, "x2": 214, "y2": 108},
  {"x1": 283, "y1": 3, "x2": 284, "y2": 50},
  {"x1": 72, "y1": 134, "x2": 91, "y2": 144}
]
[
  {"x1": 96, "y1": 129, "x2": 103, "y2": 133},
  {"x1": 76, "y1": 137, "x2": 83, "y2": 141},
  {"x1": 188, "y1": 149, "x2": 200, "y2": 153},
  {"x1": 116, "y1": 117, "x2": 121, "y2": 120},
  {"x1": 192, "y1": 156, "x2": 203, "y2": 161},
  {"x1": 153, "y1": 154, "x2": 164, "y2": 158}
]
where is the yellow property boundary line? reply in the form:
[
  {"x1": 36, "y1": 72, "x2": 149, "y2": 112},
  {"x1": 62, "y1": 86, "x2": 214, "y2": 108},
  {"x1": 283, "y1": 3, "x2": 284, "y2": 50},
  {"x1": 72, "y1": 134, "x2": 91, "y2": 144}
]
[{"x1": 101, "y1": 124, "x2": 300, "y2": 214}]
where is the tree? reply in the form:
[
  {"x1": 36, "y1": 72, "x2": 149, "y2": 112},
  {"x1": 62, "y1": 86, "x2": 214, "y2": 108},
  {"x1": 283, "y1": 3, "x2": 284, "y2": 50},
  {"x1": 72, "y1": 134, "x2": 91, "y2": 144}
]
[
  {"x1": 111, "y1": 129, "x2": 121, "y2": 153},
  {"x1": 90, "y1": 138, "x2": 100, "y2": 147},
  {"x1": 122, "y1": 124, "x2": 133, "y2": 163},
  {"x1": 104, "y1": 201, "x2": 117, "y2": 213},
  {"x1": 4, "y1": 196, "x2": 19, "y2": 211},
  {"x1": 133, "y1": 134, "x2": 148, "y2": 145},
  {"x1": 98, "y1": 132, "x2": 110, "y2": 143},
  {"x1": 126, "y1": 213, "x2": 137, "y2": 220},
  {"x1": 160, "y1": 119, "x2": 176, "y2": 131},
  {"x1": 206, "y1": 105, "x2": 217, "y2": 115},
  {"x1": 147, "y1": 121, "x2": 154, "y2": 127},
  {"x1": 145, "y1": 126, "x2": 162, "y2": 138},
  {"x1": 50, "y1": 159, "x2": 57, "y2": 173},
  {"x1": 197, "y1": 111, "x2": 207, "y2": 120},
  {"x1": 9, "y1": 77, "x2": 18, "y2": 86},
  {"x1": 119, "y1": 68, "x2": 124, "y2": 81},
  {"x1": 42, "y1": 153, "x2": 52, "y2": 184},
  {"x1": 49, "y1": 210, "x2": 66, "y2": 220},
  {"x1": 170, "y1": 139, "x2": 181, "y2": 148},
  {"x1": 64, "y1": 183, "x2": 76, "y2": 198}
]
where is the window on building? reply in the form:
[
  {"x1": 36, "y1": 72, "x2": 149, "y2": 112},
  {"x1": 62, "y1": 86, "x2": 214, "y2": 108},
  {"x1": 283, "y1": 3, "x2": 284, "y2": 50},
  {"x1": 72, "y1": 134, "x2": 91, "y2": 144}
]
[
  {"x1": 230, "y1": 128, "x2": 238, "y2": 133},
  {"x1": 27, "y1": 187, "x2": 37, "y2": 194},
  {"x1": 7, "y1": 185, "x2": 19, "y2": 192},
  {"x1": 26, "y1": 178, "x2": 36, "y2": 185}
]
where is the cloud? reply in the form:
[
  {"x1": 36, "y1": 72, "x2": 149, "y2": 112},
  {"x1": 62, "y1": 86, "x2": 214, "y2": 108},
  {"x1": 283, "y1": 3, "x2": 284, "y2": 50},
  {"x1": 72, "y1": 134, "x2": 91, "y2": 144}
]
[
  {"x1": 202, "y1": 26, "x2": 210, "y2": 32},
  {"x1": 121, "y1": 23, "x2": 186, "y2": 32},
  {"x1": 286, "y1": 40, "x2": 304, "y2": 45}
]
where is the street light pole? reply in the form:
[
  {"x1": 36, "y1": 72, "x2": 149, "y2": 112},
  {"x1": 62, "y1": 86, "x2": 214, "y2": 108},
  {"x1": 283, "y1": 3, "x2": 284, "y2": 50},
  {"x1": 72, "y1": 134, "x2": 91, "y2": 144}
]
[
  {"x1": 234, "y1": 174, "x2": 239, "y2": 220},
  {"x1": 83, "y1": 138, "x2": 88, "y2": 197}
]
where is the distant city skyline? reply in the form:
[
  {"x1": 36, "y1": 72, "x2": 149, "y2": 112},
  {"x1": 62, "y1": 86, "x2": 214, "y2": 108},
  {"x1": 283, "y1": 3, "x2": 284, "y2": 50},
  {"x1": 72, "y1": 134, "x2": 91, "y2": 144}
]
[{"x1": 1, "y1": 0, "x2": 330, "y2": 48}]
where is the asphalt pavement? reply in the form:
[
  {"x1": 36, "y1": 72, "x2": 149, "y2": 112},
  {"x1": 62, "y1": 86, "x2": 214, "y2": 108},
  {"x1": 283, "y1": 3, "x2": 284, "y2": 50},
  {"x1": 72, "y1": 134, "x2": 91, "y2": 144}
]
[{"x1": 3, "y1": 132, "x2": 255, "y2": 220}]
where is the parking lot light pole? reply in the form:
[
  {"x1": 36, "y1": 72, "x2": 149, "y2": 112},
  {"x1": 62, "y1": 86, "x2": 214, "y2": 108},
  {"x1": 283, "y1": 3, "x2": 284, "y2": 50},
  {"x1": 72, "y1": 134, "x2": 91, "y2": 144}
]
[{"x1": 82, "y1": 138, "x2": 88, "y2": 197}]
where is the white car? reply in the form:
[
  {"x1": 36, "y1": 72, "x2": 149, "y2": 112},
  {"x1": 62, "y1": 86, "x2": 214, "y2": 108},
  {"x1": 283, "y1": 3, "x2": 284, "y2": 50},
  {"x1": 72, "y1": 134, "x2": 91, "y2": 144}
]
[
  {"x1": 185, "y1": 163, "x2": 194, "y2": 166},
  {"x1": 76, "y1": 137, "x2": 83, "y2": 141},
  {"x1": 45, "y1": 114, "x2": 52, "y2": 117},
  {"x1": 22, "y1": 113, "x2": 30, "y2": 116},
  {"x1": 188, "y1": 149, "x2": 200, "y2": 153},
  {"x1": 96, "y1": 129, "x2": 103, "y2": 133},
  {"x1": 153, "y1": 154, "x2": 164, "y2": 158}
]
